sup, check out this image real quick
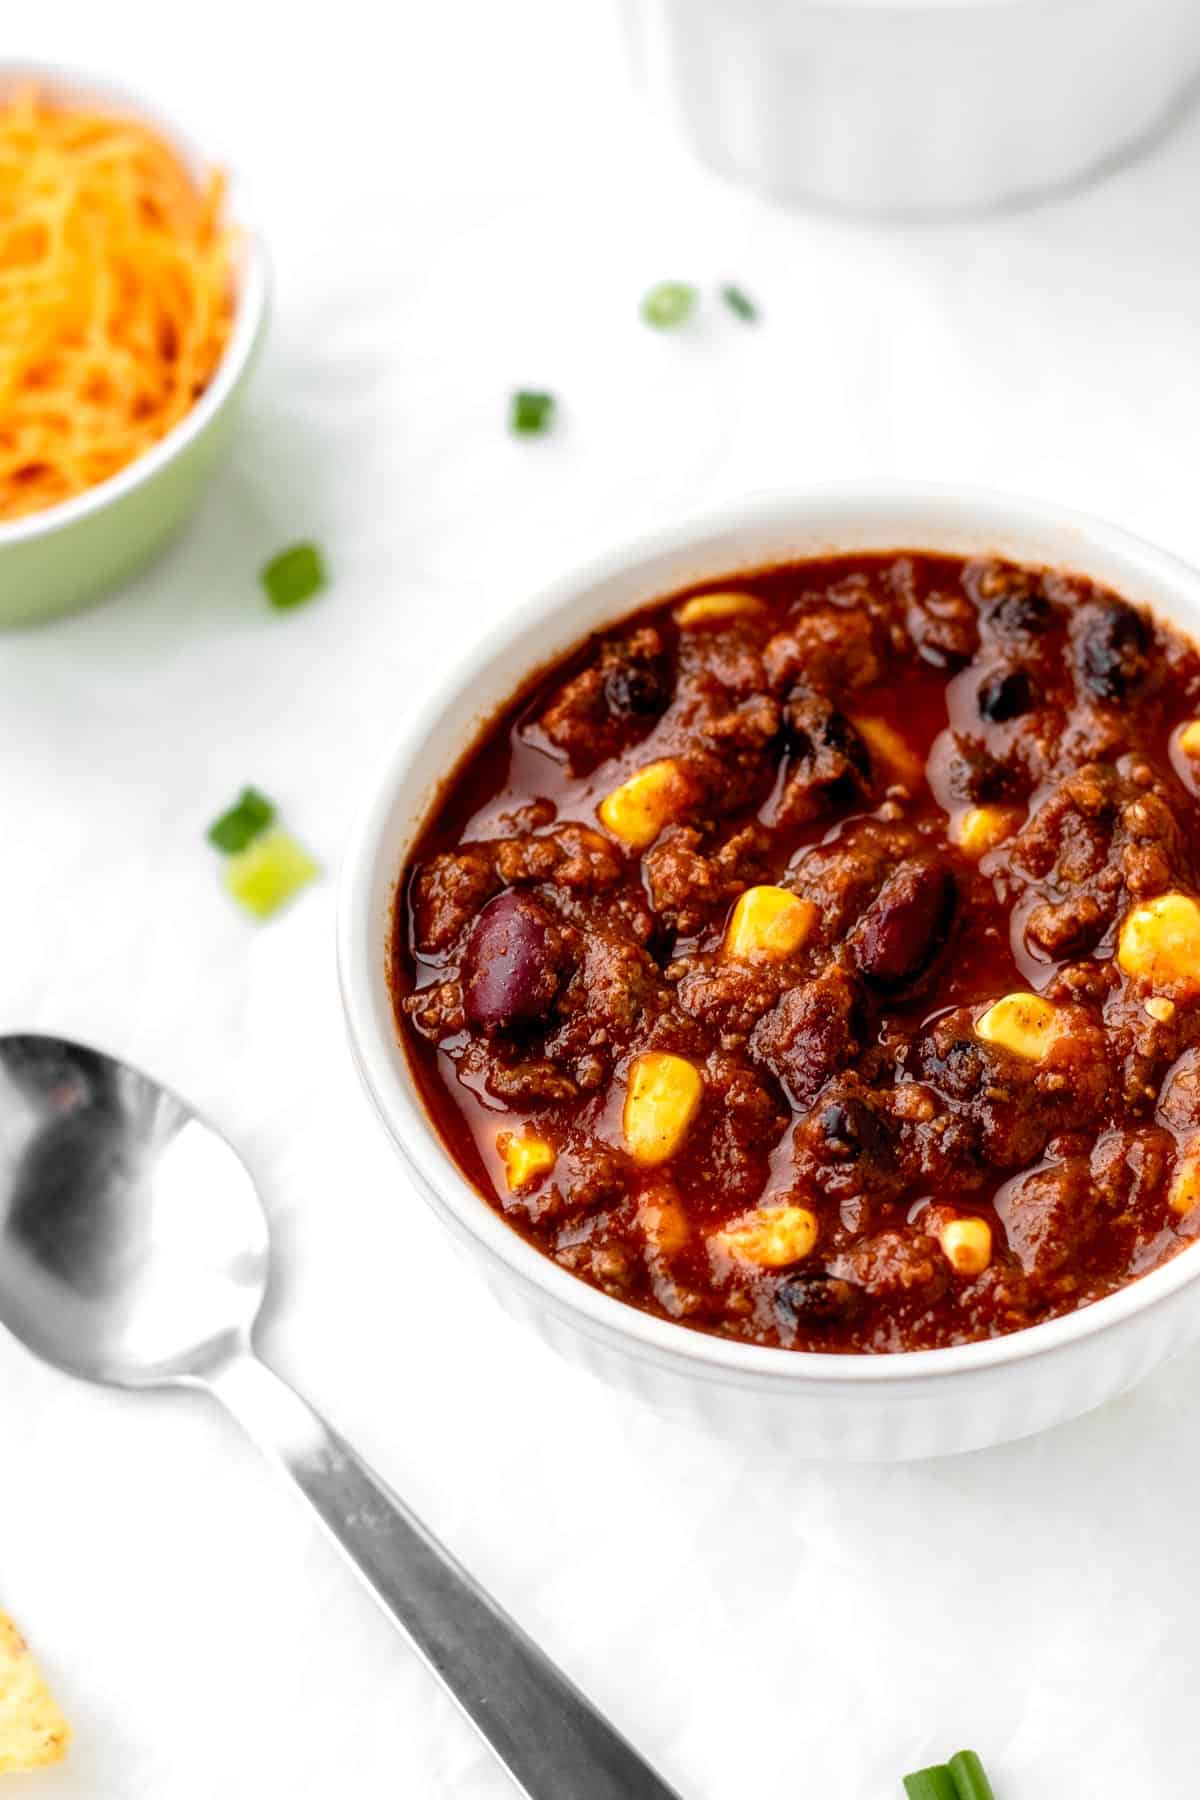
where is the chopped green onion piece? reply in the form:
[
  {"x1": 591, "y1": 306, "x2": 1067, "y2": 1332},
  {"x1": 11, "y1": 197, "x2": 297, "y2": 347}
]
[
  {"x1": 224, "y1": 827, "x2": 319, "y2": 920},
  {"x1": 720, "y1": 283, "x2": 758, "y2": 322},
  {"x1": 903, "y1": 1766, "x2": 959, "y2": 1800},
  {"x1": 640, "y1": 281, "x2": 697, "y2": 329},
  {"x1": 510, "y1": 390, "x2": 556, "y2": 435},
  {"x1": 261, "y1": 543, "x2": 327, "y2": 611},
  {"x1": 207, "y1": 787, "x2": 276, "y2": 855},
  {"x1": 947, "y1": 1750, "x2": 996, "y2": 1800}
]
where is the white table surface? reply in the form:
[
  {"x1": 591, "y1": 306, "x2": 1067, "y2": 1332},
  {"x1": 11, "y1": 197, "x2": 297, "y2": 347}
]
[{"x1": 5, "y1": 4, "x2": 1200, "y2": 1795}]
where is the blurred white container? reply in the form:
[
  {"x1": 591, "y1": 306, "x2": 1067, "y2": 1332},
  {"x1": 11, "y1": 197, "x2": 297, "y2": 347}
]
[{"x1": 618, "y1": 0, "x2": 1200, "y2": 214}]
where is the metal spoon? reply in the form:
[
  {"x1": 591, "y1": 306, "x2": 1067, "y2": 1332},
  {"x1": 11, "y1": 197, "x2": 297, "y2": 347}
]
[{"x1": 0, "y1": 1034, "x2": 681, "y2": 1800}]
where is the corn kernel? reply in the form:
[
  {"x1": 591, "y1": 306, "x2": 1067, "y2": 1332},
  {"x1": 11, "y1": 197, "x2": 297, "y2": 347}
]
[
  {"x1": 499, "y1": 1131, "x2": 556, "y2": 1193},
  {"x1": 637, "y1": 1186, "x2": 691, "y2": 1257},
  {"x1": 851, "y1": 716, "x2": 924, "y2": 790},
  {"x1": 674, "y1": 591, "x2": 765, "y2": 628},
  {"x1": 975, "y1": 992, "x2": 1061, "y2": 1061},
  {"x1": 1179, "y1": 720, "x2": 1200, "y2": 759},
  {"x1": 712, "y1": 1203, "x2": 819, "y2": 1268},
  {"x1": 723, "y1": 885, "x2": 818, "y2": 963},
  {"x1": 937, "y1": 1216, "x2": 993, "y2": 1276},
  {"x1": 1169, "y1": 1143, "x2": 1200, "y2": 1216},
  {"x1": 622, "y1": 1052, "x2": 704, "y2": 1166},
  {"x1": 598, "y1": 758, "x2": 693, "y2": 849},
  {"x1": 1145, "y1": 996, "x2": 1176, "y2": 1023},
  {"x1": 952, "y1": 806, "x2": 1021, "y2": 858},
  {"x1": 1117, "y1": 892, "x2": 1200, "y2": 996}
]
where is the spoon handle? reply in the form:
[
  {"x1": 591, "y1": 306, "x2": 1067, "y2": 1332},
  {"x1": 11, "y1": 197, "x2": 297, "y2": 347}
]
[{"x1": 206, "y1": 1352, "x2": 683, "y2": 1800}]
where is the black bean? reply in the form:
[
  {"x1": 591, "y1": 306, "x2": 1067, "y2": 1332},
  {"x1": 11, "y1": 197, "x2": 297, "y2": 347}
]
[
  {"x1": 785, "y1": 696, "x2": 871, "y2": 785},
  {"x1": 820, "y1": 708, "x2": 871, "y2": 780},
  {"x1": 948, "y1": 740, "x2": 1020, "y2": 805},
  {"x1": 1078, "y1": 599, "x2": 1149, "y2": 702},
  {"x1": 775, "y1": 1272, "x2": 861, "y2": 1330},
  {"x1": 851, "y1": 861, "x2": 957, "y2": 991},
  {"x1": 818, "y1": 1095, "x2": 885, "y2": 1161},
  {"x1": 987, "y1": 590, "x2": 1053, "y2": 638},
  {"x1": 462, "y1": 891, "x2": 566, "y2": 1036},
  {"x1": 978, "y1": 668, "x2": 1034, "y2": 723},
  {"x1": 605, "y1": 657, "x2": 669, "y2": 719}
]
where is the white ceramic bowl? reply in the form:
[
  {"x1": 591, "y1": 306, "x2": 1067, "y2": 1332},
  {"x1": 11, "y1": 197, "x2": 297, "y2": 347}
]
[
  {"x1": 617, "y1": 0, "x2": 1200, "y2": 214},
  {"x1": 338, "y1": 483, "x2": 1200, "y2": 1460},
  {"x1": 0, "y1": 63, "x2": 269, "y2": 625}
]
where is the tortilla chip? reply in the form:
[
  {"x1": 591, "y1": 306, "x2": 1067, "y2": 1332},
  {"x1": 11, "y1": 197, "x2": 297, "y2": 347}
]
[{"x1": 0, "y1": 1613, "x2": 70, "y2": 1771}]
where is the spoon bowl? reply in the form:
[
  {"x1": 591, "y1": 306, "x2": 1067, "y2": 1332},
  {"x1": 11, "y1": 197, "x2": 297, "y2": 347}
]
[{"x1": 0, "y1": 1035, "x2": 267, "y2": 1386}]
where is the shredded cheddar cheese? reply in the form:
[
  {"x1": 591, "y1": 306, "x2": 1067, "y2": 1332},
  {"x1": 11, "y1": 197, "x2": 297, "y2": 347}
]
[{"x1": 0, "y1": 83, "x2": 235, "y2": 521}]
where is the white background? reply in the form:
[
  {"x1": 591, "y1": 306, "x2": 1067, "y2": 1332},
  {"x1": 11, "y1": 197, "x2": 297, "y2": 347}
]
[{"x1": 4, "y1": 3, "x2": 1200, "y2": 1795}]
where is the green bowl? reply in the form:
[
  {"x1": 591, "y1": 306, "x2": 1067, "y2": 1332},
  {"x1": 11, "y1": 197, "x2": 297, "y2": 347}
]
[{"x1": 0, "y1": 66, "x2": 270, "y2": 627}]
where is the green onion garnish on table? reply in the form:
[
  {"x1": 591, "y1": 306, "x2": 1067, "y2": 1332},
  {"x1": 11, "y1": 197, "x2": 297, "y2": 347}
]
[
  {"x1": 946, "y1": 1751, "x2": 996, "y2": 1800},
  {"x1": 261, "y1": 542, "x2": 327, "y2": 610},
  {"x1": 223, "y1": 827, "x2": 320, "y2": 920},
  {"x1": 510, "y1": 390, "x2": 556, "y2": 435},
  {"x1": 903, "y1": 1749, "x2": 996, "y2": 1800},
  {"x1": 720, "y1": 283, "x2": 758, "y2": 322},
  {"x1": 207, "y1": 789, "x2": 319, "y2": 919},
  {"x1": 640, "y1": 280, "x2": 697, "y2": 328},
  {"x1": 207, "y1": 786, "x2": 275, "y2": 854}
]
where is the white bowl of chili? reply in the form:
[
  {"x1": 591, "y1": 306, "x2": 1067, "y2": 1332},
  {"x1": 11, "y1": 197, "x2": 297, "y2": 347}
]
[
  {"x1": 0, "y1": 63, "x2": 269, "y2": 625},
  {"x1": 339, "y1": 483, "x2": 1200, "y2": 1460}
]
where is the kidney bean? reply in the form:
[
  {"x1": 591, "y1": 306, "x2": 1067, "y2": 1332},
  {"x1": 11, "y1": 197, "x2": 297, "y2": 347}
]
[
  {"x1": 850, "y1": 860, "x2": 957, "y2": 990},
  {"x1": 462, "y1": 891, "x2": 567, "y2": 1036}
]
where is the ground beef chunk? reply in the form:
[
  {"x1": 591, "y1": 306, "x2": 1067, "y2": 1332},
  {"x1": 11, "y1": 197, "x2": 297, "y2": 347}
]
[
  {"x1": 997, "y1": 1159, "x2": 1099, "y2": 1279},
  {"x1": 763, "y1": 603, "x2": 884, "y2": 696},
  {"x1": 644, "y1": 823, "x2": 772, "y2": 937},
  {"x1": 495, "y1": 824, "x2": 623, "y2": 891},
  {"x1": 1090, "y1": 1127, "x2": 1173, "y2": 1216},
  {"x1": 548, "y1": 1142, "x2": 627, "y2": 1217},
  {"x1": 1157, "y1": 1047, "x2": 1200, "y2": 1133},
  {"x1": 1012, "y1": 762, "x2": 1193, "y2": 959},
  {"x1": 705, "y1": 1051, "x2": 786, "y2": 1148},
  {"x1": 401, "y1": 979, "x2": 465, "y2": 1043},
  {"x1": 458, "y1": 1043, "x2": 578, "y2": 1108},
  {"x1": 918, "y1": 1004, "x2": 1110, "y2": 1172},
  {"x1": 892, "y1": 555, "x2": 980, "y2": 670},
  {"x1": 675, "y1": 957, "x2": 789, "y2": 1040},
  {"x1": 790, "y1": 819, "x2": 926, "y2": 937},
  {"x1": 774, "y1": 695, "x2": 871, "y2": 827},
  {"x1": 829, "y1": 1229, "x2": 946, "y2": 1299},
  {"x1": 539, "y1": 627, "x2": 671, "y2": 768},
  {"x1": 749, "y1": 967, "x2": 863, "y2": 1107},
  {"x1": 549, "y1": 928, "x2": 668, "y2": 1059},
  {"x1": 411, "y1": 846, "x2": 500, "y2": 953},
  {"x1": 693, "y1": 692, "x2": 782, "y2": 754}
]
